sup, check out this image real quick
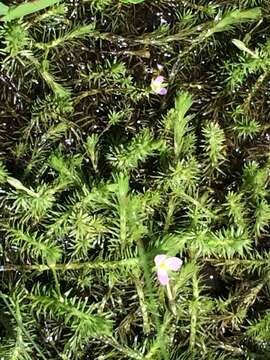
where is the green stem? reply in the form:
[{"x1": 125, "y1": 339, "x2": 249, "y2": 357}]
[
  {"x1": 50, "y1": 265, "x2": 64, "y2": 302},
  {"x1": 134, "y1": 276, "x2": 151, "y2": 334},
  {"x1": 98, "y1": 30, "x2": 193, "y2": 46},
  {"x1": 166, "y1": 283, "x2": 176, "y2": 316},
  {"x1": 137, "y1": 240, "x2": 169, "y2": 360},
  {"x1": 164, "y1": 196, "x2": 176, "y2": 233},
  {"x1": 0, "y1": 258, "x2": 139, "y2": 273},
  {"x1": 189, "y1": 271, "x2": 199, "y2": 350}
]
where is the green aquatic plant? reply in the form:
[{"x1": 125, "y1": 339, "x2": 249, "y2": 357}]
[{"x1": 0, "y1": 0, "x2": 270, "y2": 359}]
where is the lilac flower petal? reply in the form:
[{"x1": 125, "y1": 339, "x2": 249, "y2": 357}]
[
  {"x1": 158, "y1": 87, "x2": 168, "y2": 95},
  {"x1": 157, "y1": 268, "x2": 169, "y2": 285},
  {"x1": 154, "y1": 254, "x2": 167, "y2": 267},
  {"x1": 154, "y1": 75, "x2": 165, "y2": 84},
  {"x1": 165, "y1": 257, "x2": 182, "y2": 271}
]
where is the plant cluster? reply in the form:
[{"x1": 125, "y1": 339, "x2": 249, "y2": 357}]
[{"x1": 0, "y1": 0, "x2": 270, "y2": 359}]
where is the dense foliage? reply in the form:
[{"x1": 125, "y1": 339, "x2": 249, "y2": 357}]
[{"x1": 0, "y1": 0, "x2": 270, "y2": 359}]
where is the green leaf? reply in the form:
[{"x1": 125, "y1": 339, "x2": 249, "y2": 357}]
[
  {"x1": 7, "y1": 176, "x2": 38, "y2": 197},
  {"x1": 121, "y1": 0, "x2": 145, "y2": 4},
  {"x1": 2, "y1": 0, "x2": 62, "y2": 22},
  {"x1": 232, "y1": 38, "x2": 259, "y2": 58},
  {"x1": 206, "y1": 8, "x2": 262, "y2": 37},
  {"x1": 0, "y1": 2, "x2": 8, "y2": 16}
]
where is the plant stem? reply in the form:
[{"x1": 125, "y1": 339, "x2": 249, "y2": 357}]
[
  {"x1": 166, "y1": 283, "x2": 176, "y2": 316},
  {"x1": 189, "y1": 271, "x2": 199, "y2": 350},
  {"x1": 50, "y1": 265, "x2": 64, "y2": 301},
  {"x1": 0, "y1": 258, "x2": 139, "y2": 273}
]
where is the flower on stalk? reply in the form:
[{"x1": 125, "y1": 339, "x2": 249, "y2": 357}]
[
  {"x1": 151, "y1": 75, "x2": 168, "y2": 95},
  {"x1": 154, "y1": 254, "x2": 182, "y2": 285}
]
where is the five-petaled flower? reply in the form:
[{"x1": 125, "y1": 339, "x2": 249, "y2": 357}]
[
  {"x1": 151, "y1": 75, "x2": 168, "y2": 95},
  {"x1": 154, "y1": 254, "x2": 182, "y2": 285}
]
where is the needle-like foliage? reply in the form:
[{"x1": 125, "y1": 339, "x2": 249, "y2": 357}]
[{"x1": 0, "y1": 0, "x2": 270, "y2": 359}]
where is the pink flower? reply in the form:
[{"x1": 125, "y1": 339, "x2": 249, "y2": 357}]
[
  {"x1": 154, "y1": 254, "x2": 182, "y2": 285},
  {"x1": 151, "y1": 75, "x2": 168, "y2": 95}
]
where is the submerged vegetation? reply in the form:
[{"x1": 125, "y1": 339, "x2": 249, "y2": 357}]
[{"x1": 0, "y1": 0, "x2": 270, "y2": 359}]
